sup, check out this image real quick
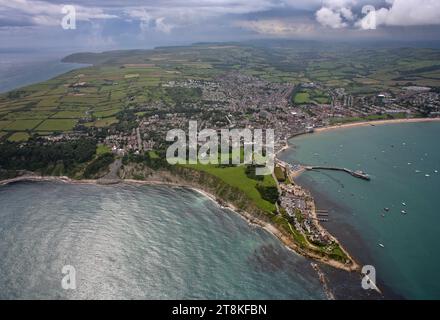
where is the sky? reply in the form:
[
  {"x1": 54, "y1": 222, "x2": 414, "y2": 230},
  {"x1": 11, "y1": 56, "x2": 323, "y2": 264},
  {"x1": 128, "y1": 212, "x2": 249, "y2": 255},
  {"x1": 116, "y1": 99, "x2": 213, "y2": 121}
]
[{"x1": 1, "y1": 0, "x2": 440, "y2": 52}]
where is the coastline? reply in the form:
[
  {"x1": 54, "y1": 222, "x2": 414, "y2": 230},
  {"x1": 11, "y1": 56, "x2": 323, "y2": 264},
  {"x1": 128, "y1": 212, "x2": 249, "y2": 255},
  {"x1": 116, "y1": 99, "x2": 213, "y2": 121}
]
[
  {"x1": 279, "y1": 117, "x2": 440, "y2": 175},
  {"x1": 0, "y1": 173, "x2": 357, "y2": 272},
  {"x1": 295, "y1": 174, "x2": 402, "y2": 299},
  {"x1": 4, "y1": 118, "x2": 428, "y2": 280},
  {"x1": 314, "y1": 117, "x2": 440, "y2": 134},
  {"x1": 0, "y1": 58, "x2": 89, "y2": 94},
  {"x1": 280, "y1": 118, "x2": 440, "y2": 299},
  {"x1": 1, "y1": 174, "x2": 340, "y2": 300}
]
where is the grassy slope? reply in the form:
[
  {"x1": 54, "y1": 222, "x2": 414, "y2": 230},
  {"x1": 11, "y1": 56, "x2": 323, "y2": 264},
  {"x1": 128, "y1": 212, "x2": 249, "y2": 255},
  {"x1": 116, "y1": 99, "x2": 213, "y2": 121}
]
[{"x1": 183, "y1": 163, "x2": 277, "y2": 213}]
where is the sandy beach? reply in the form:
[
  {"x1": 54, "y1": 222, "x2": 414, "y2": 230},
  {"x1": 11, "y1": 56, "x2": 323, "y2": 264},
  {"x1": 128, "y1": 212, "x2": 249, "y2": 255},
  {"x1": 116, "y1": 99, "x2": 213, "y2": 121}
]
[{"x1": 314, "y1": 117, "x2": 440, "y2": 134}]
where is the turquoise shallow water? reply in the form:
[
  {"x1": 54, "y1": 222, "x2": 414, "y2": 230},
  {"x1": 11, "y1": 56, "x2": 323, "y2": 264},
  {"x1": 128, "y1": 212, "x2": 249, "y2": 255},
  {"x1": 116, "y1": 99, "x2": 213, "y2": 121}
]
[
  {"x1": 280, "y1": 122, "x2": 440, "y2": 299},
  {"x1": 0, "y1": 181, "x2": 326, "y2": 299}
]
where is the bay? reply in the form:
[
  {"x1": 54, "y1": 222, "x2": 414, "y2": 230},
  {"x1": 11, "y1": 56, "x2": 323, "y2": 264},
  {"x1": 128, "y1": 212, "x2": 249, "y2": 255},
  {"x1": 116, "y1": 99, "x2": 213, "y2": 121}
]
[
  {"x1": 0, "y1": 181, "x2": 325, "y2": 299},
  {"x1": 280, "y1": 122, "x2": 440, "y2": 299}
]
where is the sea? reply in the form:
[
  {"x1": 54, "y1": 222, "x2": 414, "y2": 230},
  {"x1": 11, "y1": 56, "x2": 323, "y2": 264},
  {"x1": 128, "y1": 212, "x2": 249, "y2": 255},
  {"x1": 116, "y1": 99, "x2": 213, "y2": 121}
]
[
  {"x1": 280, "y1": 121, "x2": 440, "y2": 299},
  {"x1": 0, "y1": 182, "x2": 328, "y2": 299},
  {"x1": 0, "y1": 50, "x2": 85, "y2": 94}
]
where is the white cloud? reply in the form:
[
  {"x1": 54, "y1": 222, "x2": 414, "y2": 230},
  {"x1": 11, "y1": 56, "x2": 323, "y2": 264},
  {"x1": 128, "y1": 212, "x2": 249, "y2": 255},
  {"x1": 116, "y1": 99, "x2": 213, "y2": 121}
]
[
  {"x1": 316, "y1": 7, "x2": 347, "y2": 29},
  {"x1": 124, "y1": 9, "x2": 174, "y2": 33},
  {"x1": 314, "y1": 0, "x2": 359, "y2": 29},
  {"x1": 340, "y1": 7, "x2": 355, "y2": 21},
  {"x1": 155, "y1": 17, "x2": 173, "y2": 34},
  {"x1": 315, "y1": 0, "x2": 440, "y2": 30},
  {"x1": 357, "y1": 0, "x2": 440, "y2": 29}
]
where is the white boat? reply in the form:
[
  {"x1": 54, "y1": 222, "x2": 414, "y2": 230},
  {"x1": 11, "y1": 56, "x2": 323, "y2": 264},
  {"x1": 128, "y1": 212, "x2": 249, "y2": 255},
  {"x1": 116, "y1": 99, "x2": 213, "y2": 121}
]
[
  {"x1": 425, "y1": 174, "x2": 431, "y2": 177},
  {"x1": 401, "y1": 210, "x2": 407, "y2": 214},
  {"x1": 402, "y1": 202, "x2": 406, "y2": 206},
  {"x1": 379, "y1": 243, "x2": 385, "y2": 248}
]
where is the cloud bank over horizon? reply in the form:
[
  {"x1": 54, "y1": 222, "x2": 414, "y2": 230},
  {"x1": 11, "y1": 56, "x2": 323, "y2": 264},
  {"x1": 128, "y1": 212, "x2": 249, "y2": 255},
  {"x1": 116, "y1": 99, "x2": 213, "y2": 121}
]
[{"x1": 0, "y1": 0, "x2": 439, "y2": 51}]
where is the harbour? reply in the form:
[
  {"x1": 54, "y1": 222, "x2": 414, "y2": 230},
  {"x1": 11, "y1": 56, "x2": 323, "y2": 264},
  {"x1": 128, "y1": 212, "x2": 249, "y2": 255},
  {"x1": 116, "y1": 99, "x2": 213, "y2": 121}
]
[{"x1": 280, "y1": 121, "x2": 440, "y2": 299}]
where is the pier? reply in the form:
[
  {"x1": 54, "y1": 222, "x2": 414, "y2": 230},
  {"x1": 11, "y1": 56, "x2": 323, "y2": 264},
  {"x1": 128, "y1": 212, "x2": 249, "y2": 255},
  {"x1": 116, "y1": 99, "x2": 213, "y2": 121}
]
[
  {"x1": 305, "y1": 166, "x2": 371, "y2": 181},
  {"x1": 274, "y1": 159, "x2": 371, "y2": 181}
]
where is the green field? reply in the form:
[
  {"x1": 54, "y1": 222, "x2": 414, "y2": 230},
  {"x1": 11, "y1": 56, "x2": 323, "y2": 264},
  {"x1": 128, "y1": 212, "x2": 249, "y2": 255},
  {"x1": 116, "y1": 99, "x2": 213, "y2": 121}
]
[
  {"x1": 7, "y1": 132, "x2": 30, "y2": 142},
  {"x1": 0, "y1": 61, "x2": 177, "y2": 138},
  {"x1": 294, "y1": 92, "x2": 310, "y2": 104},
  {"x1": 51, "y1": 111, "x2": 87, "y2": 119},
  {"x1": 293, "y1": 88, "x2": 331, "y2": 105},
  {"x1": 0, "y1": 41, "x2": 439, "y2": 140},
  {"x1": 87, "y1": 117, "x2": 119, "y2": 128},
  {"x1": 2, "y1": 120, "x2": 42, "y2": 131},
  {"x1": 93, "y1": 108, "x2": 121, "y2": 118},
  {"x1": 0, "y1": 120, "x2": 12, "y2": 130},
  {"x1": 35, "y1": 119, "x2": 77, "y2": 131}
]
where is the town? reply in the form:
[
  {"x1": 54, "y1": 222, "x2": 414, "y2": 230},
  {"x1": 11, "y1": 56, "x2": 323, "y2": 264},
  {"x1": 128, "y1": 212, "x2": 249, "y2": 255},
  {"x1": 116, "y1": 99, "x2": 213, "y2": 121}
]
[{"x1": 85, "y1": 74, "x2": 440, "y2": 157}]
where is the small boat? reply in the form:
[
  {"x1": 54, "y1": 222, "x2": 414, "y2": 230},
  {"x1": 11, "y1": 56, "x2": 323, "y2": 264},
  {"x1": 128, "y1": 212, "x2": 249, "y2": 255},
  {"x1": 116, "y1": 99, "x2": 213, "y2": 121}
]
[
  {"x1": 402, "y1": 202, "x2": 406, "y2": 206},
  {"x1": 401, "y1": 210, "x2": 407, "y2": 215},
  {"x1": 379, "y1": 243, "x2": 385, "y2": 248},
  {"x1": 435, "y1": 170, "x2": 438, "y2": 173},
  {"x1": 415, "y1": 170, "x2": 421, "y2": 173},
  {"x1": 384, "y1": 207, "x2": 390, "y2": 212},
  {"x1": 425, "y1": 174, "x2": 431, "y2": 177}
]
